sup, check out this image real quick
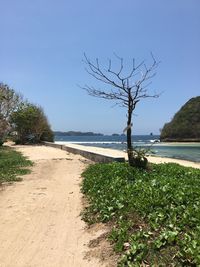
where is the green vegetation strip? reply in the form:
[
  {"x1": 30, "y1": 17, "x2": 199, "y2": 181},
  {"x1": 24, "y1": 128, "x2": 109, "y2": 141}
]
[
  {"x1": 0, "y1": 146, "x2": 33, "y2": 184},
  {"x1": 82, "y1": 162, "x2": 200, "y2": 266}
]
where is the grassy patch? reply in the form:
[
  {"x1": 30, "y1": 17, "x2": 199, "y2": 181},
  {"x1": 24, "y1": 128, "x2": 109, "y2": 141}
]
[
  {"x1": 0, "y1": 146, "x2": 33, "y2": 184},
  {"x1": 82, "y1": 162, "x2": 200, "y2": 266}
]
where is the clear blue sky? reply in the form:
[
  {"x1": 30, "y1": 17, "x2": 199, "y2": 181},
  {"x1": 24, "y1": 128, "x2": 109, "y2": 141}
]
[{"x1": 0, "y1": 0, "x2": 199, "y2": 134}]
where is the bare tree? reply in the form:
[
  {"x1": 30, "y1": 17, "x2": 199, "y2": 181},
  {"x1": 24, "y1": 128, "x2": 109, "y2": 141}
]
[{"x1": 82, "y1": 54, "x2": 160, "y2": 167}]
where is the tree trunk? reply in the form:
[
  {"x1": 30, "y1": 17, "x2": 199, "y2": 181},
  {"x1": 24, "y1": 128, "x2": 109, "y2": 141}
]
[{"x1": 127, "y1": 109, "x2": 134, "y2": 166}]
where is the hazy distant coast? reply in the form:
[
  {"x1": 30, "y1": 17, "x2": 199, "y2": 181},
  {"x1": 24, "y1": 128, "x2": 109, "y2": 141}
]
[
  {"x1": 54, "y1": 131, "x2": 104, "y2": 136},
  {"x1": 54, "y1": 131, "x2": 127, "y2": 137}
]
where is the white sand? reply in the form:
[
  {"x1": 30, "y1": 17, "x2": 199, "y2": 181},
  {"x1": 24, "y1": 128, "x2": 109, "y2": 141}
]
[
  {"x1": 57, "y1": 143, "x2": 200, "y2": 169},
  {"x1": 147, "y1": 155, "x2": 200, "y2": 169}
]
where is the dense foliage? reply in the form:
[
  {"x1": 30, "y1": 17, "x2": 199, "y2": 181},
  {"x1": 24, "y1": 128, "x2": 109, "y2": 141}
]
[
  {"x1": 11, "y1": 103, "x2": 54, "y2": 144},
  {"x1": 0, "y1": 146, "x2": 32, "y2": 184},
  {"x1": 160, "y1": 96, "x2": 200, "y2": 141},
  {"x1": 40, "y1": 126, "x2": 54, "y2": 142},
  {"x1": 0, "y1": 82, "x2": 54, "y2": 144},
  {"x1": 82, "y1": 162, "x2": 200, "y2": 266}
]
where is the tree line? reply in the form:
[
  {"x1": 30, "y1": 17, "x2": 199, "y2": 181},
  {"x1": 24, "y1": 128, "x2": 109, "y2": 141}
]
[{"x1": 0, "y1": 83, "x2": 54, "y2": 145}]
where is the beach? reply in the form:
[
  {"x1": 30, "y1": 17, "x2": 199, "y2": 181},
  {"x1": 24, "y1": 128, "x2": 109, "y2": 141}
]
[
  {"x1": 56, "y1": 142, "x2": 200, "y2": 169},
  {"x1": 54, "y1": 135, "x2": 200, "y2": 163}
]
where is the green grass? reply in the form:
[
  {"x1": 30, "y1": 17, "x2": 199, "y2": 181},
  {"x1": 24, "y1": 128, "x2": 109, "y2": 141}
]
[
  {"x1": 82, "y1": 162, "x2": 200, "y2": 266},
  {"x1": 0, "y1": 146, "x2": 33, "y2": 184}
]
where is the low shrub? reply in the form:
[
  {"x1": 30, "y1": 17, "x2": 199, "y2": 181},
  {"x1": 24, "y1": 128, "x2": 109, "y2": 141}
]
[
  {"x1": 0, "y1": 146, "x2": 33, "y2": 184},
  {"x1": 82, "y1": 162, "x2": 200, "y2": 266}
]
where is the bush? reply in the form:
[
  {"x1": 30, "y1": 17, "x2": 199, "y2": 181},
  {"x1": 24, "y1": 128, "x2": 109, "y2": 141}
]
[
  {"x1": 11, "y1": 103, "x2": 53, "y2": 144},
  {"x1": 40, "y1": 126, "x2": 54, "y2": 142},
  {"x1": 0, "y1": 146, "x2": 33, "y2": 184}
]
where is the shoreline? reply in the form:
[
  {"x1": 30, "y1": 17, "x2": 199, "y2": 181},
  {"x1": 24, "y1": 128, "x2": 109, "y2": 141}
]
[
  {"x1": 54, "y1": 142, "x2": 200, "y2": 169},
  {"x1": 151, "y1": 142, "x2": 200, "y2": 147},
  {"x1": 55, "y1": 140, "x2": 200, "y2": 145},
  {"x1": 147, "y1": 155, "x2": 200, "y2": 169}
]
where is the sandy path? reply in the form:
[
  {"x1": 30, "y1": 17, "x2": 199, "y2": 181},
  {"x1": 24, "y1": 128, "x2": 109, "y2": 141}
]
[{"x1": 0, "y1": 145, "x2": 105, "y2": 267}]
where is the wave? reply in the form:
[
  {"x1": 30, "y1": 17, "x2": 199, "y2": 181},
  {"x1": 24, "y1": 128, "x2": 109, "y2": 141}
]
[
  {"x1": 55, "y1": 141, "x2": 126, "y2": 144},
  {"x1": 55, "y1": 141, "x2": 156, "y2": 147}
]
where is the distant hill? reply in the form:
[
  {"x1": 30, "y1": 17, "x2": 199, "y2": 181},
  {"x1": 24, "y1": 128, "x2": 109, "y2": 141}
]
[
  {"x1": 54, "y1": 131, "x2": 104, "y2": 136},
  {"x1": 160, "y1": 96, "x2": 200, "y2": 142}
]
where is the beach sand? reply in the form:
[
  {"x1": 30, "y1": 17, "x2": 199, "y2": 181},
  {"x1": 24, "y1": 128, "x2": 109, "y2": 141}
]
[
  {"x1": 58, "y1": 143, "x2": 200, "y2": 169},
  {"x1": 0, "y1": 144, "x2": 113, "y2": 267},
  {"x1": 147, "y1": 155, "x2": 200, "y2": 169}
]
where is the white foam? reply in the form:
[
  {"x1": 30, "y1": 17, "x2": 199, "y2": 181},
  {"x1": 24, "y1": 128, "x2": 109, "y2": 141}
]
[{"x1": 55, "y1": 141, "x2": 126, "y2": 144}]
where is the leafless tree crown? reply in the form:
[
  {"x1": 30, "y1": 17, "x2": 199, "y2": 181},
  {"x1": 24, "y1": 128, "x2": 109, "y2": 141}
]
[{"x1": 83, "y1": 53, "x2": 160, "y2": 111}]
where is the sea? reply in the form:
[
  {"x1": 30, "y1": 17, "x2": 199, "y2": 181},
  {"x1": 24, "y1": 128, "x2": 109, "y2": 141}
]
[{"x1": 54, "y1": 135, "x2": 200, "y2": 163}]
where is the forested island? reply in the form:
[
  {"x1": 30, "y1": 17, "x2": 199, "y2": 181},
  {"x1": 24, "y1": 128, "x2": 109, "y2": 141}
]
[
  {"x1": 160, "y1": 96, "x2": 200, "y2": 142},
  {"x1": 54, "y1": 131, "x2": 104, "y2": 136}
]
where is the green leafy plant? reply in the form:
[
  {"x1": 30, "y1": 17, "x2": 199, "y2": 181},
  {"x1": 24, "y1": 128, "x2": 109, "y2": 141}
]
[
  {"x1": 0, "y1": 146, "x2": 33, "y2": 184},
  {"x1": 82, "y1": 162, "x2": 200, "y2": 266}
]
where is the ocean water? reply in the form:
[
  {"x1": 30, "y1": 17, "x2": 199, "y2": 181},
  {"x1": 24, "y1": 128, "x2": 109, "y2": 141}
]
[{"x1": 54, "y1": 135, "x2": 200, "y2": 163}]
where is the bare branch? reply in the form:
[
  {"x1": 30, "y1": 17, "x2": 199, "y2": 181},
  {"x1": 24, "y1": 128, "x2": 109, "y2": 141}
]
[
  {"x1": 83, "y1": 54, "x2": 124, "y2": 90},
  {"x1": 82, "y1": 51, "x2": 160, "y2": 158},
  {"x1": 113, "y1": 53, "x2": 124, "y2": 76},
  {"x1": 82, "y1": 84, "x2": 129, "y2": 105}
]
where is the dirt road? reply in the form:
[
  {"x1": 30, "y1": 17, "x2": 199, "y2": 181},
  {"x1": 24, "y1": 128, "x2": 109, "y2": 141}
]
[{"x1": 0, "y1": 145, "x2": 106, "y2": 267}]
